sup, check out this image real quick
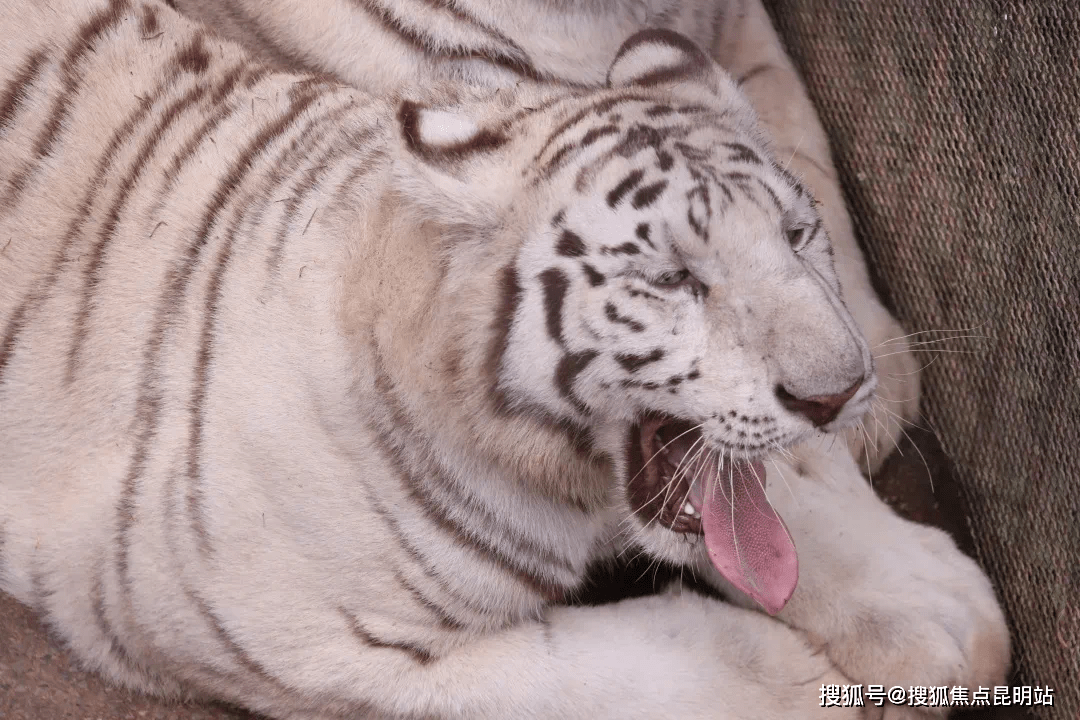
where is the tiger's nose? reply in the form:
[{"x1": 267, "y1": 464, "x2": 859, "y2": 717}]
[{"x1": 775, "y1": 379, "x2": 863, "y2": 427}]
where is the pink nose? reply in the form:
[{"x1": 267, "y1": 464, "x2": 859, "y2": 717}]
[{"x1": 775, "y1": 379, "x2": 863, "y2": 427}]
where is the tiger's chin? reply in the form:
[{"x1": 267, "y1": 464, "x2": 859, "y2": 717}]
[{"x1": 624, "y1": 414, "x2": 800, "y2": 616}]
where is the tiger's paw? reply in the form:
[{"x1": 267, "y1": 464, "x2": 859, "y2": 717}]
[
  {"x1": 820, "y1": 524, "x2": 1009, "y2": 718},
  {"x1": 776, "y1": 462, "x2": 1010, "y2": 718}
]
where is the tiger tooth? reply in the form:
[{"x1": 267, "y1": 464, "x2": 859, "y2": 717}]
[{"x1": 683, "y1": 501, "x2": 694, "y2": 516}]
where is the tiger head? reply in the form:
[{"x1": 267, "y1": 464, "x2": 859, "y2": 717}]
[{"x1": 393, "y1": 30, "x2": 875, "y2": 614}]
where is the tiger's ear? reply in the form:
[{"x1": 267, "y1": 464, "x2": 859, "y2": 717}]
[
  {"x1": 606, "y1": 29, "x2": 711, "y2": 89},
  {"x1": 394, "y1": 100, "x2": 512, "y2": 227}
]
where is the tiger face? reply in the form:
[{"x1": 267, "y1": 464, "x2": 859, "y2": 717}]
[{"x1": 397, "y1": 30, "x2": 875, "y2": 614}]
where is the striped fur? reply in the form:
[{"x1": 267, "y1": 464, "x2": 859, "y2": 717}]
[{"x1": 1, "y1": 1, "x2": 1008, "y2": 718}]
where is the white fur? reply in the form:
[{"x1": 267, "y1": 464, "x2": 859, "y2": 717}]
[{"x1": 0, "y1": 1, "x2": 1006, "y2": 718}]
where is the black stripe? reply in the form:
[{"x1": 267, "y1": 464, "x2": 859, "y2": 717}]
[
  {"x1": 616, "y1": 348, "x2": 664, "y2": 373},
  {"x1": 601, "y1": 242, "x2": 640, "y2": 256},
  {"x1": 485, "y1": 265, "x2": 603, "y2": 471},
  {"x1": 115, "y1": 81, "x2": 328, "y2": 613},
  {"x1": 3, "y1": 0, "x2": 130, "y2": 206},
  {"x1": 66, "y1": 73, "x2": 216, "y2": 384},
  {"x1": 604, "y1": 302, "x2": 644, "y2": 332},
  {"x1": 727, "y1": 171, "x2": 783, "y2": 213},
  {"x1": 555, "y1": 229, "x2": 586, "y2": 257},
  {"x1": 485, "y1": 264, "x2": 521, "y2": 388},
  {"x1": 351, "y1": 0, "x2": 539, "y2": 81},
  {"x1": 394, "y1": 571, "x2": 466, "y2": 630},
  {"x1": 581, "y1": 263, "x2": 605, "y2": 287},
  {"x1": 182, "y1": 85, "x2": 327, "y2": 556},
  {"x1": 724, "y1": 142, "x2": 761, "y2": 165},
  {"x1": 635, "y1": 222, "x2": 655, "y2": 249},
  {"x1": 0, "y1": 48, "x2": 49, "y2": 133},
  {"x1": 631, "y1": 179, "x2": 667, "y2": 209},
  {"x1": 579, "y1": 124, "x2": 618, "y2": 147},
  {"x1": 606, "y1": 29, "x2": 708, "y2": 88},
  {"x1": 687, "y1": 184, "x2": 711, "y2": 241},
  {"x1": 163, "y1": 66, "x2": 262, "y2": 184},
  {"x1": 367, "y1": 492, "x2": 501, "y2": 623},
  {"x1": 372, "y1": 357, "x2": 575, "y2": 594},
  {"x1": 185, "y1": 586, "x2": 306, "y2": 698},
  {"x1": 532, "y1": 92, "x2": 652, "y2": 170},
  {"x1": 539, "y1": 267, "x2": 569, "y2": 345},
  {"x1": 341, "y1": 608, "x2": 434, "y2": 665},
  {"x1": 265, "y1": 108, "x2": 370, "y2": 277},
  {"x1": 415, "y1": 0, "x2": 539, "y2": 79},
  {"x1": 0, "y1": 60, "x2": 186, "y2": 387},
  {"x1": 606, "y1": 169, "x2": 644, "y2": 208},
  {"x1": 89, "y1": 572, "x2": 160, "y2": 685},
  {"x1": 554, "y1": 350, "x2": 597, "y2": 414},
  {"x1": 186, "y1": 103, "x2": 358, "y2": 559}
]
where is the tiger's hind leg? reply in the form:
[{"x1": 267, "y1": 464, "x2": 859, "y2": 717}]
[{"x1": 710, "y1": 0, "x2": 922, "y2": 474}]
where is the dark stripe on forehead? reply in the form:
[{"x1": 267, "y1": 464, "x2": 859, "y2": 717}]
[
  {"x1": 631, "y1": 179, "x2": 667, "y2": 209},
  {"x1": 635, "y1": 223, "x2": 655, "y2": 249},
  {"x1": 606, "y1": 169, "x2": 644, "y2": 208},
  {"x1": 604, "y1": 302, "x2": 644, "y2": 332},
  {"x1": 601, "y1": 242, "x2": 639, "y2": 256},
  {"x1": 580, "y1": 124, "x2": 619, "y2": 147},
  {"x1": 730, "y1": 171, "x2": 784, "y2": 214},
  {"x1": 0, "y1": 48, "x2": 48, "y2": 132},
  {"x1": 581, "y1": 263, "x2": 605, "y2": 287}
]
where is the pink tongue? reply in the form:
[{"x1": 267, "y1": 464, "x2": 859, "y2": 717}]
[{"x1": 700, "y1": 461, "x2": 798, "y2": 615}]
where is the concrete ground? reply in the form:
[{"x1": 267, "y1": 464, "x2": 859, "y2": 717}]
[{"x1": 0, "y1": 425, "x2": 1031, "y2": 719}]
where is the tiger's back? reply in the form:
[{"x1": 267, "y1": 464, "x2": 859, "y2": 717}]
[{"x1": 0, "y1": 1, "x2": 665, "y2": 712}]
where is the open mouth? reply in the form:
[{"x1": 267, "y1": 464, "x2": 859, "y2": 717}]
[{"x1": 625, "y1": 414, "x2": 800, "y2": 615}]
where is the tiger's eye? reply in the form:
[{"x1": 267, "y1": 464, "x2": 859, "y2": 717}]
[
  {"x1": 786, "y1": 227, "x2": 807, "y2": 249},
  {"x1": 653, "y1": 269, "x2": 690, "y2": 287}
]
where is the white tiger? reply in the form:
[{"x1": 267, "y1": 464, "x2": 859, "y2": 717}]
[
  {"x1": 0, "y1": 0, "x2": 1008, "y2": 718},
  {"x1": 168, "y1": 0, "x2": 917, "y2": 474}
]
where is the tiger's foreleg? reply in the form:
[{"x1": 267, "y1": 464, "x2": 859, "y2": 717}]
[{"x1": 255, "y1": 592, "x2": 861, "y2": 720}]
